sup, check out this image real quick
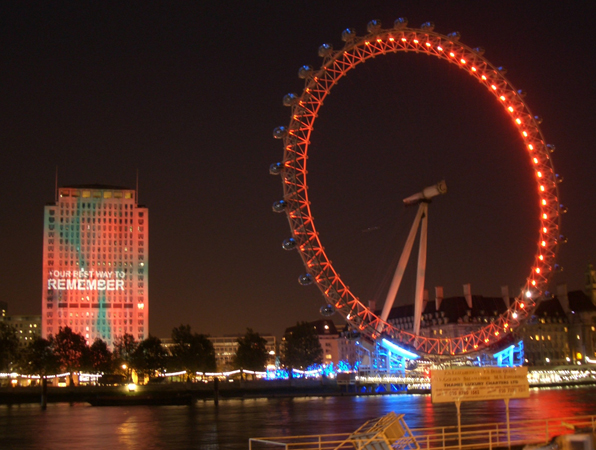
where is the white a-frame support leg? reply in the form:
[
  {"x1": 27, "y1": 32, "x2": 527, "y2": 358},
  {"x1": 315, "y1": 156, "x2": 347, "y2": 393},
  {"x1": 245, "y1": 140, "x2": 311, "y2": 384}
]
[{"x1": 377, "y1": 202, "x2": 428, "y2": 333}]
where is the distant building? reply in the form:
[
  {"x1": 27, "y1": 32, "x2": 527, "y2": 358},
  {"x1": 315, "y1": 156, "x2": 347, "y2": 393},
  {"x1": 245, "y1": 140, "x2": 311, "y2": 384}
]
[
  {"x1": 4, "y1": 315, "x2": 42, "y2": 344},
  {"x1": 42, "y1": 185, "x2": 149, "y2": 347},
  {"x1": 209, "y1": 334, "x2": 277, "y2": 372},
  {"x1": 284, "y1": 319, "x2": 360, "y2": 368},
  {"x1": 379, "y1": 266, "x2": 596, "y2": 367}
]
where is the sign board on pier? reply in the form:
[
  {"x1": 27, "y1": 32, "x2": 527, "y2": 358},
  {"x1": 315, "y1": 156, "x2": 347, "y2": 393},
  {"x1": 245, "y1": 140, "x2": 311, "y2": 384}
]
[{"x1": 431, "y1": 367, "x2": 529, "y2": 403}]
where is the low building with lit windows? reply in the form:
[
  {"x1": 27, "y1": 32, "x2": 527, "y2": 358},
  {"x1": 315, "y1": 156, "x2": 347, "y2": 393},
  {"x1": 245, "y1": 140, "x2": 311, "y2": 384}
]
[
  {"x1": 4, "y1": 315, "x2": 42, "y2": 344},
  {"x1": 208, "y1": 334, "x2": 277, "y2": 372},
  {"x1": 41, "y1": 185, "x2": 148, "y2": 347}
]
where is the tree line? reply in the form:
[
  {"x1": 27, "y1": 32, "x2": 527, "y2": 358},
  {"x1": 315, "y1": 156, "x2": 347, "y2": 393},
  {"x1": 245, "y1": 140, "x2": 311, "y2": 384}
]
[{"x1": 0, "y1": 321, "x2": 325, "y2": 383}]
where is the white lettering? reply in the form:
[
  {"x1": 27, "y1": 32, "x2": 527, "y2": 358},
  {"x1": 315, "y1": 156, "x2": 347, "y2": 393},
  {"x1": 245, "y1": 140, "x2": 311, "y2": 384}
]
[{"x1": 48, "y1": 279, "x2": 57, "y2": 289}]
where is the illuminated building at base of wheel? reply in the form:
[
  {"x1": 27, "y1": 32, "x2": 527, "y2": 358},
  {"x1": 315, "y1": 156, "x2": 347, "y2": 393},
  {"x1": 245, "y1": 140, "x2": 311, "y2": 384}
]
[{"x1": 41, "y1": 185, "x2": 148, "y2": 347}]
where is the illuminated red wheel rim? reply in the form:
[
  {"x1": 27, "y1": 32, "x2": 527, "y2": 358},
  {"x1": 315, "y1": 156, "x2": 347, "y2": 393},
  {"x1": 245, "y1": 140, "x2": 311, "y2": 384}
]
[{"x1": 273, "y1": 19, "x2": 562, "y2": 357}]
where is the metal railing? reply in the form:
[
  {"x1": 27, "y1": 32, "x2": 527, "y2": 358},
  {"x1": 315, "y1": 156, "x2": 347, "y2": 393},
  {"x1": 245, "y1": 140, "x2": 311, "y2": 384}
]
[{"x1": 249, "y1": 414, "x2": 596, "y2": 450}]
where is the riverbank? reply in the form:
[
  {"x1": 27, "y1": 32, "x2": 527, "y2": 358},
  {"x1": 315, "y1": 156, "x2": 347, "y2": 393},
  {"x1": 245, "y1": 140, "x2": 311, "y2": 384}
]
[
  {"x1": 2, "y1": 378, "x2": 596, "y2": 405},
  {"x1": 0, "y1": 378, "x2": 345, "y2": 405}
]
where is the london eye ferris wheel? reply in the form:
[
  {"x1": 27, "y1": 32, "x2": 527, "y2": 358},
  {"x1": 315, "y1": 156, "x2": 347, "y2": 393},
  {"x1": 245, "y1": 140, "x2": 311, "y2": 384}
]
[{"x1": 270, "y1": 19, "x2": 563, "y2": 357}]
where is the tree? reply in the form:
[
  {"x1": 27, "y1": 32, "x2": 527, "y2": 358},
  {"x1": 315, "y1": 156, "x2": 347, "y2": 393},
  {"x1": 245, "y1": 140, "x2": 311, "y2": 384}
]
[
  {"x1": 131, "y1": 335, "x2": 168, "y2": 382},
  {"x1": 18, "y1": 337, "x2": 58, "y2": 377},
  {"x1": 233, "y1": 328, "x2": 268, "y2": 375},
  {"x1": 113, "y1": 333, "x2": 138, "y2": 379},
  {"x1": 281, "y1": 322, "x2": 323, "y2": 373},
  {"x1": 170, "y1": 324, "x2": 216, "y2": 379},
  {"x1": 89, "y1": 338, "x2": 113, "y2": 373},
  {"x1": 53, "y1": 327, "x2": 89, "y2": 385},
  {"x1": 0, "y1": 322, "x2": 19, "y2": 372}
]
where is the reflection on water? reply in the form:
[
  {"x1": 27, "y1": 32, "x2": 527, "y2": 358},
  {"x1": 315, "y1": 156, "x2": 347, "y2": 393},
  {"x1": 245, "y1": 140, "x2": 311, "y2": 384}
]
[{"x1": 1, "y1": 387, "x2": 595, "y2": 450}]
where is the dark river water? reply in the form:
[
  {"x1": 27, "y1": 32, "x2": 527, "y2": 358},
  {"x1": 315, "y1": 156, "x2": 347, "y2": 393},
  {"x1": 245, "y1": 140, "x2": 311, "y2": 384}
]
[{"x1": 1, "y1": 387, "x2": 595, "y2": 449}]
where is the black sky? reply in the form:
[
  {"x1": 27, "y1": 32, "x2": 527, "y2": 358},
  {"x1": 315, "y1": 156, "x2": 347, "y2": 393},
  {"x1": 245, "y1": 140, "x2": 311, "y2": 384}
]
[{"x1": 1, "y1": 1, "x2": 595, "y2": 339}]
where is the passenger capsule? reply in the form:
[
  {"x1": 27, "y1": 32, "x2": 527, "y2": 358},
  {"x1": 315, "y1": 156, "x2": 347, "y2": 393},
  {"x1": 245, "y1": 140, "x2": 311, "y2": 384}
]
[
  {"x1": 473, "y1": 47, "x2": 485, "y2": 55},
  {"x1": 282, "y1": 238, "x2": 297, "y2": 250},
  {"x1": 367, "y1": 20, "x2": 381, "y2": 33},
  {"x1": 547, "y1": 144, "x2": 556, "y2": 153},
  {"x1": 558, "y1": 235, "x2": 568, "y2": 244},
  {"x1": 559, "y1": 204, "x2": 568, "y2": 214},
  {"x1": 273, "y1": 126, "x2": 287, "y2": 139},
  {"x1": 420, "y1": 22, "x2": 435, "y2": 31},
  {"x1": 517, "y1": 89, "x2": 527, "y2": 98},
  {"x1": 497, "y1": 66, "x2": 507, "y2": 74},
  {"x1": 269, "y1": 162, "x2": 283, "y2": 175},
  {"x1": 298, "y1": 273, "x2": 314, "y2": 286},
  {"x1": 556, "y1": 173, "x2": 564, "y2": 183},
  {"x1": 447, "y1": 31, "x2": 461, "y2": 41},
  {"x1": 283, "y1": 93, "x2": 298, "y2": 107},
  {"x1": 393, "y1": 18, "x2": 408, "y2": 29},
  {"x1": 554, "y1": 264, "x2": 564, "y2": 272},
  {"x1": 320, "y1": 304, "x2": 335, "y2": 316},
  {"x1": 272, "y1": 200, "x2": 287, "y2": 213},
  {"x1": 534, "y1": 115, "x2": 543, "y2": 124},
  {"x1": 341, "y1": 28, "x2": 356, "y2": 42},
  {"x1": 318, "y1": 43, "x2": 333, "y2": 57},
  {"x1": 298, "y1": 65, "x2": 313, "y2": 79}
]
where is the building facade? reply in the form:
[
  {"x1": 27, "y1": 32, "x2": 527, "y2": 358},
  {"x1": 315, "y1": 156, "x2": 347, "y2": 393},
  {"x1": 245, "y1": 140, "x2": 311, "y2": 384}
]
[
  {"x1": 4, "y1": 315, "x2": 42, "y2": 345},
  {"x1": 42, "y1": 185, "x2": 148, "y2": 347},
  {"x1": 209, "y1": 334, "x2": 277, "y2": 372}
]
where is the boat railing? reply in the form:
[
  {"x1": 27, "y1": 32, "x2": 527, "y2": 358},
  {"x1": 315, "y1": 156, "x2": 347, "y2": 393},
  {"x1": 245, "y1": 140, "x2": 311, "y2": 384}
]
[{"x1": 248, "y1": 414, "x2": 596, "y2": 450}]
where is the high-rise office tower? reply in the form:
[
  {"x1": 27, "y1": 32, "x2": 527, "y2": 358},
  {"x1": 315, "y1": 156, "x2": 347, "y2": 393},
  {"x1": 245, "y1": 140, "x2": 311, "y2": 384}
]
[{"x1": 42, "y1": 185, "x2": 148, "y2": 347}]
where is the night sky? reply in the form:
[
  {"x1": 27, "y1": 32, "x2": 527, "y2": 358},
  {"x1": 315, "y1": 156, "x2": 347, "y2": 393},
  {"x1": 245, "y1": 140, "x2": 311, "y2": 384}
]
[{"x1": 2, "y1": 1, "x2": 595, "y2": 340}]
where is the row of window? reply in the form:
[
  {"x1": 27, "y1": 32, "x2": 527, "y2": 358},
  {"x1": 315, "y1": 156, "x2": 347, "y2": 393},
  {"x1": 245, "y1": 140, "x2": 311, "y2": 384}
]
[
  {"x1": 58, "y1": 202, "x2": 136, "y2": 210},
  {"x1": 58, "y1": 190, "x2": 135, "y2": 200},
  {"x1": 47, "y1": 310, "x2": 142, "y2": 318}
]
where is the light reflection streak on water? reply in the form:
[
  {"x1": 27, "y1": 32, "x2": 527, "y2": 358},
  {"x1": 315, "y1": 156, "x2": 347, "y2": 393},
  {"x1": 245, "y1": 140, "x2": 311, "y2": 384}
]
[{"x1": 0, "y1": 387, "x2": 595, "y2": 450}]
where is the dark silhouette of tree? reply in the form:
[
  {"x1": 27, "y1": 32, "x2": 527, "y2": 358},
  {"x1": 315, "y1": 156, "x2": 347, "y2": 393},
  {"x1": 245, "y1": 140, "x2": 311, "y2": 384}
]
[
  {"x1": 233, "y1": 328, "x2": 268, "y2": 375},
  {"x1": 113, "y1": 333, "x2": 138, "y2": 380},
  {"x1": 18, "y1": 337, "x2": 58, "y2": 376},
  {"x1": 89, "y1": 338, "x2": 113, "y2": 373},
  {"x1": 170, "y1": 324, "x2": 216, "y2": 379},
  {"x1": 53, "y1": 327, "x2": 89, "y2": 385},
  {"x1": 0, "y1": 322, "x2": 19, "y2": 372},
  {"x1": 131, "y1": 335, "x2": 168, "y2": 382},
  {"x1": 281, "y1": 322, "x2": 323, "y2": 373}
]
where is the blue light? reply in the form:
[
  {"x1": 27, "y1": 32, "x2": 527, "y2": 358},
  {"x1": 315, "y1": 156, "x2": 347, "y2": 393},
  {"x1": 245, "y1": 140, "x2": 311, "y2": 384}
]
[{"x1": 380, "y1": 338, "x2": 419, "y2": 360}]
